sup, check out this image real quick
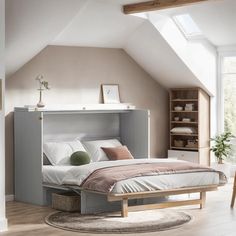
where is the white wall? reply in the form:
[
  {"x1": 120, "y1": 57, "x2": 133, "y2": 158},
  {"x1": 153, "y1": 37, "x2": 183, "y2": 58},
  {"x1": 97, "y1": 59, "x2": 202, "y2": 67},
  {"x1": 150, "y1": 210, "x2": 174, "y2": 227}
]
[
  {"x1": 0, "y1": 0, "x2": 7, "y2": 232},
  {"x1": 149, "y1": 14, "x2": 217, "y2": 96}
]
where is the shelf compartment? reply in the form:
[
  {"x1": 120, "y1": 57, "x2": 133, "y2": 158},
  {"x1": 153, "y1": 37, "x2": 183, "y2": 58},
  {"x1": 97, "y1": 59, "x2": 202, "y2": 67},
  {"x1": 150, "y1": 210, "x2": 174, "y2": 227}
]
[
  {"x1": 171, "y1": 121, "x2": 198, "y2": 124},
  {"x1": 171, "y1": 133, "x2": 198, "y2": 136},
  {"x1": 171, "y1": 146, "x2": 198, "y2": 151},
  {"x1": 171, "y1": 111, "x2": 198, "y2": 113},
  {"x1": 171, "y1": 99, "x2": 198, "y2": 102}
]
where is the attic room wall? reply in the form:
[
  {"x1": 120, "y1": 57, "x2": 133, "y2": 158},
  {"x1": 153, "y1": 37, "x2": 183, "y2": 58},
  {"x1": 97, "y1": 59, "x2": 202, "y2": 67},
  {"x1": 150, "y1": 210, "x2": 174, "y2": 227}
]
[{"x1": 5, "y1": 46, "x2": 169, "y2": 195}]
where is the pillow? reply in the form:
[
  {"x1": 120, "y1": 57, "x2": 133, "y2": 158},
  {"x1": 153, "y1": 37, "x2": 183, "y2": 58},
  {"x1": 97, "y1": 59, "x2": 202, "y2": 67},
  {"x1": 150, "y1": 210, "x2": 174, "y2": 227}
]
[
  {"x1": 101, "y1": 146, "x2": 134, "y2": 161},
  {"x1": 70, "y1": 151, "x2": 91, "y2": 166},
  {"x1": 82, "y1": 139, "x2": 122, "y2": 162},
  {"x1": 170, "y1": 127, "x2": 197, "y2": 134},
  {"x1": 43, "y1": 140, "x2": 86, "y2": 165}
]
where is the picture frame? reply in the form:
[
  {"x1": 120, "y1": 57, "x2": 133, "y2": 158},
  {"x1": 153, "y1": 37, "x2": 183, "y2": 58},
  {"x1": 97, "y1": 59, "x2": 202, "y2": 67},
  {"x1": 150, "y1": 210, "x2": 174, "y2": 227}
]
[{"x1": 102, "y1": 84, "x2": 120, "y2": 104}]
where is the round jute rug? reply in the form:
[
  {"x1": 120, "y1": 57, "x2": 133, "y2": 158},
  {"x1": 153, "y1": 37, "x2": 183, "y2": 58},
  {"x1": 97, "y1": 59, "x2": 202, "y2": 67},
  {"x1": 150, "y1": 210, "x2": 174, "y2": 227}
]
[{"x1": 45, "y1": 209, "x2": 191, "y2": 234}]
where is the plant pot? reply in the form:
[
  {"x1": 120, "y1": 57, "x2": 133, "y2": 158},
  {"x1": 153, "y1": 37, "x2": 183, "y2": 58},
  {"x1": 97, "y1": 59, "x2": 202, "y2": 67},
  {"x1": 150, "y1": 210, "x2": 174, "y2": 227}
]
[{"x1": 211, "y1": 162, "x2": 231, "y2": 179}]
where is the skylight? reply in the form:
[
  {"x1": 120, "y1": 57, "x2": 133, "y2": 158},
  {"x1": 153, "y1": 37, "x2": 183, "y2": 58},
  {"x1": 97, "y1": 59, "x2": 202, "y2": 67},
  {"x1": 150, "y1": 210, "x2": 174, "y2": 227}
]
[{"x1": 173, "y1": 14, "x2": 203, "y2": 39}]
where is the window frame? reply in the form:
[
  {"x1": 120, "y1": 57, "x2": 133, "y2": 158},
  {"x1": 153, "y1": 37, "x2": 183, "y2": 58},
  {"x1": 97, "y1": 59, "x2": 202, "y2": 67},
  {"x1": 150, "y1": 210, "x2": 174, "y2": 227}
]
[
  {"x1": 217, "y1": 48, "x2": 236, "y2": 134},
  {"x1": 172, "y1": 13, "x2": 204, "y2": 40}
]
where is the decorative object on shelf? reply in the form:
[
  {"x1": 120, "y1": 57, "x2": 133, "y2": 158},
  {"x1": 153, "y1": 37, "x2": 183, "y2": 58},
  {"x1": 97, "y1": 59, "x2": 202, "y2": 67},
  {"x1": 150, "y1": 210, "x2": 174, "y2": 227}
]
[
  {"x1": 211, "y1": 131, "x2": 234, "y2": 164},
  {"x1": 171, "y1": 127, "x2": 196, "y2": 134},
  {"x1": 36, "y1": 75, "x2": 50, "y2": 108},
  {"x1": 185, "y1": 103, "x2": 194, "y2": 111},
  {"x1": 174, "y1": 139, "x2": 185, "y2": 147},
  {"x1": 185, "y1": 139, "x2": 198, "y2": 148},
  {"x1": 182, "y1": 118, "x2": 191, "y2": 122},
  {"x1": 102, "y1": 84, "x2": 120, "y2": 104},
  {"x1": 174, "y1": 116, "x2": 180, "y2": 121},
  {"x1": 174, "y1": 106, "x2": 183, "y2": 111}
]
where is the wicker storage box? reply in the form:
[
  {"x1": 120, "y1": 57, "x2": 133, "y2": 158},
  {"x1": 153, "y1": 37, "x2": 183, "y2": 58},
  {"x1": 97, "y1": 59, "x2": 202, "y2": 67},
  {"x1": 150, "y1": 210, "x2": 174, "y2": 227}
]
[
  {"x1": 174, "y1": 140, "x2": 184, "y2": 147},
  {"x1": 52, "y1": 192, "x2": 81, "y2": 212}
]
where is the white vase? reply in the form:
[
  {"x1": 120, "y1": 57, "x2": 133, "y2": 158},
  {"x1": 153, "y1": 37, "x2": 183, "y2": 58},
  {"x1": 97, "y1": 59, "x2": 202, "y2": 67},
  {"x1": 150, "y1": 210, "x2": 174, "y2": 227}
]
[{"x1": 211, "y1": 162, "x2": 231, "y2": 179}]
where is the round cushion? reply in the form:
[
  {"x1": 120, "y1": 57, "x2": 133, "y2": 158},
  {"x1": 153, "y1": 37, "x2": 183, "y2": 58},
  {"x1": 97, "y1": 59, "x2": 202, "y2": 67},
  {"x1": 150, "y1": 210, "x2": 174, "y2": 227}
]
[{"x1": 70, "y1": 151, "x2": 91, "y2": 166}]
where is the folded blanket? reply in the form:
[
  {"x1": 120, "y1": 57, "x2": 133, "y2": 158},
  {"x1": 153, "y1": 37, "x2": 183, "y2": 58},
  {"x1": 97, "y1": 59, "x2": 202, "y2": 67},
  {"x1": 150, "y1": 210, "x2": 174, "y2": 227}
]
[{"x1": 81, "y1": 162, "x2": 227, "y2": 193}]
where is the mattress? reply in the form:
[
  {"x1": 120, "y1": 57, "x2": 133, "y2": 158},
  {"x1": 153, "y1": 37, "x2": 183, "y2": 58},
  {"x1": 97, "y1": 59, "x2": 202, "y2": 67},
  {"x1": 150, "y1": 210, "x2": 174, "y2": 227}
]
[{"x1": 42, "y1": 159, "x2": 220, "y2": 194}]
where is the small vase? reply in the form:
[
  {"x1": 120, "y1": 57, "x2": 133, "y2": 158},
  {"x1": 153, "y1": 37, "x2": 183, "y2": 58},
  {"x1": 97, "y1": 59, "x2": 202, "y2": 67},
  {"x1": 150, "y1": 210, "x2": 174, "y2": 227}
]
[
  {"x1": 218, "y1": 158, "x2": 223, "y2": 164},
  {"x1": 37, "y1": 89, "x2": 45, "y2": 108}
]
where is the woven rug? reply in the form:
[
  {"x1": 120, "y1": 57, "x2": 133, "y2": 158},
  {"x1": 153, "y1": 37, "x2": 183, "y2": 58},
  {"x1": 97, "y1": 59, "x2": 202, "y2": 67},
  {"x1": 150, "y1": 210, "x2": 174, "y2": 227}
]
[{"x1": 45, "y1": 209, "x2": 191, "y2": 234}]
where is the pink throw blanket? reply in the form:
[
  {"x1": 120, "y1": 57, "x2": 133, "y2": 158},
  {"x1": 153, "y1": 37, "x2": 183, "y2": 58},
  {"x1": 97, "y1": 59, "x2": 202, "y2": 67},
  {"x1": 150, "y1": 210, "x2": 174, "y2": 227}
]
[{"x1": 81, "y1": 162, "x2": 226, "y2": 193}]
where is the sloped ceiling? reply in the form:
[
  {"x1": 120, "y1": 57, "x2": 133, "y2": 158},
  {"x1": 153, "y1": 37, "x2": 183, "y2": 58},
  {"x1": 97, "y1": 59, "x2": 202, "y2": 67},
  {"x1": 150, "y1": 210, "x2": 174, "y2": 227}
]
[
  {"x1": 6, "y1": 0, "x2": 87, "y2": 77},
  {"x1": 6, "y1": 0, "x2": 236, "y2": 91}
]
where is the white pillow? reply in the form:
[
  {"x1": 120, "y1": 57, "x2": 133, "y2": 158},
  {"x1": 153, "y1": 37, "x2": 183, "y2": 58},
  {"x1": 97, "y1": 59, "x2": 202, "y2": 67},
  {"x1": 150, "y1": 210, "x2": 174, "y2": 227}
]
[
  {"x1": 43, "y1": 140, "x2": 86, "y2": 165},
  {"x1": 171, "y1": 127, "x2": 197, "y2": 134},
  {"x1": 82, "y1": 139, "x2": 122, "y2": 162}
]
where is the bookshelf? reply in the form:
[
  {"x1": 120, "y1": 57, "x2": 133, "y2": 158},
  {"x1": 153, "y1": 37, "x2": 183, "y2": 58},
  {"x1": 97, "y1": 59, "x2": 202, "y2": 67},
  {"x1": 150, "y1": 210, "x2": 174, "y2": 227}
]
[{"x1": 168, "y1": 88, "x2": 210, "y2": 165}]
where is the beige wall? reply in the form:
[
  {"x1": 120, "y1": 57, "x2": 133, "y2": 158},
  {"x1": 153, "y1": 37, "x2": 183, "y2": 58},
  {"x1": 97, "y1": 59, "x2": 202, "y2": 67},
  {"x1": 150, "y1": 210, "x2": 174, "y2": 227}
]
[{"x1": 5, "y1": 46, "x2": 169, "y2": 195}]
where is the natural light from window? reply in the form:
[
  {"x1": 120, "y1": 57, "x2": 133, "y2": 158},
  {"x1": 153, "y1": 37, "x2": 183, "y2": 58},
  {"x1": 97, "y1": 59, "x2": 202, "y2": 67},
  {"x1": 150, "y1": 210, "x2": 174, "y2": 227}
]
[
  {"x1": 173, "y1": 14, "x2": 203, "y2": 39},
  {"x1": 223, "y1": 56, "x2": 236, "y2": 163}
]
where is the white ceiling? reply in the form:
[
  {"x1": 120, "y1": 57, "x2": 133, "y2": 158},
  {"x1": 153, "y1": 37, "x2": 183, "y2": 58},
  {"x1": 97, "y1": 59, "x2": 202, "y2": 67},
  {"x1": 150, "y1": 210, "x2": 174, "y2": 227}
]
[
  {"x1": 6, "y1": 0, "x2": 87, "y2": 77},
  {"x1": 6, "y1": 0, "x2": 236, "y2": 91},
  {"x1": 52, "y1": 1, "x2": 145, "y2": 48},
  {"x1": 156, "y1": 0, "x2": 236, "y2": 46}
]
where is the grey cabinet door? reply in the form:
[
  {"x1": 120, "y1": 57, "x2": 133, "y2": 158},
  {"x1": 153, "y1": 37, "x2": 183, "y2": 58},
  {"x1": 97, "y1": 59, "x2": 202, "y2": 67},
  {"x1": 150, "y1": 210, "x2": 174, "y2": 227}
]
[
  {"x1": 14, "y1": 111, "x2": 44, "y2": 205},
  {"x1": 120, "y1": 110, "x2": 150, "y2": 159}
]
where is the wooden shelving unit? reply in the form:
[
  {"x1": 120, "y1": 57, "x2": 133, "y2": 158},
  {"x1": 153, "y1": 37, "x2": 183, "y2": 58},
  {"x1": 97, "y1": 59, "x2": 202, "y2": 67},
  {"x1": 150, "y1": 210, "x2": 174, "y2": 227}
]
[{"x1": 169, "y1": 88, "x2": 210, "y2": 165}]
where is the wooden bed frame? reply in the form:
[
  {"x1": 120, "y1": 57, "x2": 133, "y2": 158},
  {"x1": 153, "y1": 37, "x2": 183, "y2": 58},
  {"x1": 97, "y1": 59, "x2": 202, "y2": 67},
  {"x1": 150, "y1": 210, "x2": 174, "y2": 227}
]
[
  {"x1": 70, "y1": 184, "x2": 217, "y2": 217},
  {"x1": 43, "y1": 183, "x2": 218, "y2": 217},
  {"x1": 88, "y1": 185, "x2": 218, "y2": 217}
]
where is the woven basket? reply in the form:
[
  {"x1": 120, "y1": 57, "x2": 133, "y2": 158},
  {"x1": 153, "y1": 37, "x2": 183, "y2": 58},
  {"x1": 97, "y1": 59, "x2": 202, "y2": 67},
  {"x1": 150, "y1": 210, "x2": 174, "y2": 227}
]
[
  {"x1": 52, "y1": 192, "x2": 81, "y2": 212},
  {"x1": 174, "y1": 140, "x2": 184, "y2": 147}
]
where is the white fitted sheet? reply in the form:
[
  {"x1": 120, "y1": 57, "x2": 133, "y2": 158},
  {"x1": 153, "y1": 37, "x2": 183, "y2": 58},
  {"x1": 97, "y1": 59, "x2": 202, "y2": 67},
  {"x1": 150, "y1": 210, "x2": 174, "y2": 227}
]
[{"x1": 42, "y1": 159, "x2": 220, "y2": 194}]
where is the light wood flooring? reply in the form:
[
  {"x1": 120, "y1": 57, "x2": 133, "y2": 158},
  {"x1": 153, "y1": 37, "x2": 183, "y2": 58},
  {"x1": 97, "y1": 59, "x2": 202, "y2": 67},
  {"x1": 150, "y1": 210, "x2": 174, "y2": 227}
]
[{"x1": 1, "y1": 180, "x2": 236, "y2": 236}]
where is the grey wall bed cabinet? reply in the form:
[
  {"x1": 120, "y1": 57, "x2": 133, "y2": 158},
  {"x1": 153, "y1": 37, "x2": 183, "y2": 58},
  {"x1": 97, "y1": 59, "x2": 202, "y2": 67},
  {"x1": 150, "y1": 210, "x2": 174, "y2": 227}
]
[{"x1": 14, "y1": 106, "x2": 150, "y2": 213}]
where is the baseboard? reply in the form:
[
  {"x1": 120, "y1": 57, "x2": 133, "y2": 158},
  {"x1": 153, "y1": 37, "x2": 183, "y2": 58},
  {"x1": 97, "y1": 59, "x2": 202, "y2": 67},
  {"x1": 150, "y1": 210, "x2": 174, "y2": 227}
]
[
  {"x1": 0, "y1": 217, "x2": 8, "y2": 232},
  {"x1": 5, "y1": 195, "x2": 14, "y2": 202}
]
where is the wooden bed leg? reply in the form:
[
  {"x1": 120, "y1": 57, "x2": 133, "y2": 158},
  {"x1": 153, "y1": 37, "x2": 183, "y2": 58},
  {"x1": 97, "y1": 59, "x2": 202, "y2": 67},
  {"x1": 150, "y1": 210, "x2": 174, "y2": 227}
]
[
  {"x1": 200, "y1": 192, "x2": 206, "y2": 209},
  {"x1": 231, "y1": 173, "x2": 236, "y2": 208},
  {"x1": 121, "y1": 198, "x2": 128, "y2": 217}
]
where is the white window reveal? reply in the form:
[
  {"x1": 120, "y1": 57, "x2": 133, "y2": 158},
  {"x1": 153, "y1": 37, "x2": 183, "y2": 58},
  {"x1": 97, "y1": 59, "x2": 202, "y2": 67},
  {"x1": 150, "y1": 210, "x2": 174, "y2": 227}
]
[{"x1": 173, "y1": 14, "x2": 203, "y2": 39}]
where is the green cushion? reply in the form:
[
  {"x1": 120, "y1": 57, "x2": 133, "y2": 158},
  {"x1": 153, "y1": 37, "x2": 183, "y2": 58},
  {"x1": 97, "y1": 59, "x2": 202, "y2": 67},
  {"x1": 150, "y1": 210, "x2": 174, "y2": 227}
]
[{"x1": 70, "y1": 151, "x2": 91, "y2": 166}]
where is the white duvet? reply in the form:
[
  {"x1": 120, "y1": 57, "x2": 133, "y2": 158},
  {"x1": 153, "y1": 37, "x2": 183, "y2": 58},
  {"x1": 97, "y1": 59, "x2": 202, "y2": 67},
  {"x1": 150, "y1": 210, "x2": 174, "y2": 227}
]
[{"x1": 42, "y1": 159, "x2": 220, "y2": 194}]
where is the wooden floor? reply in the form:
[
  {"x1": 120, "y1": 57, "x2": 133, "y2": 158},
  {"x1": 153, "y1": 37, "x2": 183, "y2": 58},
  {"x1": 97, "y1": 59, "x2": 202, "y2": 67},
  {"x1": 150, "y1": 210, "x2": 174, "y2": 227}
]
[{"x1": 1, "y1": 180, "x2": 236, "y2": 236}]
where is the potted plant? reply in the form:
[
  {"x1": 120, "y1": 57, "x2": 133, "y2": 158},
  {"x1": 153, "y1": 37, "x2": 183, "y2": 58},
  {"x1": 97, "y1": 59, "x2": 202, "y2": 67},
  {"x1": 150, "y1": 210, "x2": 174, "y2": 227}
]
[
  {"x1": 211, "y1": 131, "x2": 233, "y2": 164},
  {"x1": 211, "y1": 131, "x2": 233, "y2": 179}
]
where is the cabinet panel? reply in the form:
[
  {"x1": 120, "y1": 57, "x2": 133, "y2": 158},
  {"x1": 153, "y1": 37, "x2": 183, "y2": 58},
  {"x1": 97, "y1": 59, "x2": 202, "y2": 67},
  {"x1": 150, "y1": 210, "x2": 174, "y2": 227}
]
[{"x1": 168, "y1": 150, "x2": 199, "y2": 163}]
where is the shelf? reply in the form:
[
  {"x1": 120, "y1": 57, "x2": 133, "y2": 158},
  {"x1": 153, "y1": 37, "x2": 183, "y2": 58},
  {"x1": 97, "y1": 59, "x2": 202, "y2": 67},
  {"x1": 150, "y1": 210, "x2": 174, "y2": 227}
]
[
  {"x1": 171, "y1": 110, "x2": 198, "y2": 113},
  {"x1": 171, "y1": 133, "x2": 198, "y2": 136},
  {"x1": 171, "y1": 121, "x2": 198, "y2": 124},
  {"x1": 171, "y1": 146, "x2": 198, "y2": 151},
  {"x1": 171, "y1": 99, "x2": 198, "y2": 102}
]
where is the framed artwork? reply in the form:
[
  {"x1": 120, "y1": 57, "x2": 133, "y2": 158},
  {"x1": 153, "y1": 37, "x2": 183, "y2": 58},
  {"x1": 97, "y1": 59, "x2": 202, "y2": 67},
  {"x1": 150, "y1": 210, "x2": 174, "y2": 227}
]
[{"x1": 102, "y1": 84, "x2": 120, "y2": 104}]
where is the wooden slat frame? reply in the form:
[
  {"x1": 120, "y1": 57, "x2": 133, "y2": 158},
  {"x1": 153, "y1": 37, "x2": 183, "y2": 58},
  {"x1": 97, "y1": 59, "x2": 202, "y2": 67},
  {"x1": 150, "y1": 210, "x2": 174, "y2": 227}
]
[
  {"x1": 123, "y1": 0, "x2": 214, "y2": 14},
  {"x1": 108, "y1": 185, "x2": 217, "y2": 217}
]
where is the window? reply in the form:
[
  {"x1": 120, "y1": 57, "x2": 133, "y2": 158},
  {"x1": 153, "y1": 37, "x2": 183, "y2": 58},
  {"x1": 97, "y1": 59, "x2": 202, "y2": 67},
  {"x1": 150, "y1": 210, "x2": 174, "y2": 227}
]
[
  {"x1": 221, "y1": 56, "x2": 236, "y2": 163},
  {"x1": 173, "y1": 14, "x2": 203, "y2": 39}
]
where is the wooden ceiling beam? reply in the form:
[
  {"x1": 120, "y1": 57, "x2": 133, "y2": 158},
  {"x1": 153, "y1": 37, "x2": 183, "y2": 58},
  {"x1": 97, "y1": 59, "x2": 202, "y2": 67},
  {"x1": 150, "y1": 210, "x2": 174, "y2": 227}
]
[{"x1": 123, "y1": 0, "x2": 213, "y2": 14}]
